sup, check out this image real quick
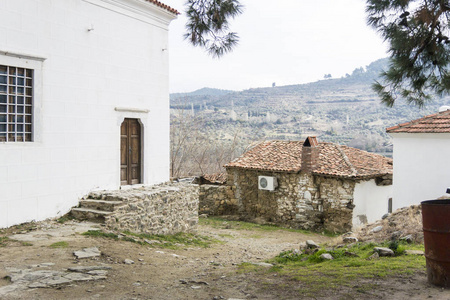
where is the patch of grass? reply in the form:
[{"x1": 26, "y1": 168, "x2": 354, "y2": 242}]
[
  {"x1": 0, "y1": 237, "x2": 9, "y2": 247},
  {"x1": 238, "y1": 262, "x2": 262, "y2": 273},
  {"x1": 218, "y1": 233, "x2": 234, "y2": 238},
  {"x1": 49, "y1": 241, "x2": 69, "y2": 248},
  {"x1": 0, "y1": 237, "x2": 32, "y2": 247},
  {"x1": 82, "y1": 230, "x2": 218, "y2": 250},
  {"x1": 199, "y1": 217, "x2": 332, "y2": 236},
  {"x1": 248, "y1": 234, "x2": 263, "y2": 239},
  {"x1": 243, "y1": 241, "x2": 426, "y2": 297},
  {"x1": 56, "y1": 214, "x2": 75, "y2": 224},
  {"x1": 123, "y1": 231, "x2": 218, "y2": 249},
  {"x1": 82, "y1": 230, "x2": 119, "y2": 240}
]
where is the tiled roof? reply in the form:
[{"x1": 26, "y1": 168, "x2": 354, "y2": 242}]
[
  {"x1": 202, "y1": 173, "x2": 227, "y2": 184},
  {"x1": 226, "y1": 141, "x2": 303, "y2": 173},
  {"x1": 386, "y1": 109, "x2": 450, "y2": 133},
  {"x1": 225, "y1": 140, "x2": 392, "y2": 179},
  {"x1": 145, "y1": 0, "x2": 179, "y2": 15}
]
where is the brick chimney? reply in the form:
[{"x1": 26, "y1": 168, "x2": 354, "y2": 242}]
[{"x1": 301, "y1": 136, "x2": 319, "y2": 174}]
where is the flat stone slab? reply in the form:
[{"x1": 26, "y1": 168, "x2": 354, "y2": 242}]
[
  {"x1": 9, "y1": 222, "x2": 100, "y2": 242},
  {"x1": 0, "y1": 265, "x2": 111, "y2": 297},
  {"x1": 404, "y1": 250, "x2": 424, "y2": 256},
  {"x1": 73, "y1": 247, "x2": 101, "y2": 259},
  {"x1": 68, "y1": 266, "x2": 112, "y2": 272},
  {"x1": 87, "y1": 270, "x2": 108, "y2": 276}
]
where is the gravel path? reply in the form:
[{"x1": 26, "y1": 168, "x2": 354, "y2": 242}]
[{"x1": 0, "y1": 219, "x2": 448, "y2": 300}]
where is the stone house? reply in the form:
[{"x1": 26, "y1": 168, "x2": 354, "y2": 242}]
[
  {"x1": 214, "y1": 137, "x2": 393, "y2": 232},
  {"x1": 0, "y1": 0, "x2": 178, "y2": 228},
  {"x1": 387, "y1": 107, "x2": 450, "y2": 210}
]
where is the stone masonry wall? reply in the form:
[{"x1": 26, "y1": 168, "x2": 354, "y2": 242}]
[
  {"x1": 199, "y1": 185, "x2": 237, "y2": 215},
  {"x1": 294, "y1": 172, "x2": 323, "y2": 230},
  {"x1": 104, "y1": 183, "x2": 198, "y2": 235},
  {"x1": 225, "y1": 168, "x2": 324, "y2": 230},
  {"x1": 316, "y1": 177, "x2": 356, "y2": 233}
]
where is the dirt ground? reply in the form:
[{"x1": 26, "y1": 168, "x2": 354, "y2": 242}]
[{"x1": 0, "y1": 220, "x2": 449, "y2": 300}]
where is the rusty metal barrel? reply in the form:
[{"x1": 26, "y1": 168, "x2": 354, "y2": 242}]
[{"x1": 421, "y1": 199, "x2": 450, "y2": 288}]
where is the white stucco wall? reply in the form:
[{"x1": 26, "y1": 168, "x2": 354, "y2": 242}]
[
  {"x1": 0, "y1": 0, "x2": 176, "y2": 227},
  {"x1": 390, "y1": 133, "x2": 450, "y2": 210},
  {"x1": 352, "y1": 179, "x2": 392, "y2": 229}
]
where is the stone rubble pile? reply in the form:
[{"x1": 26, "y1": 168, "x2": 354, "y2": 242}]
[{"x1": 354, "y1": 205, "x2": 423, "y2": 243}]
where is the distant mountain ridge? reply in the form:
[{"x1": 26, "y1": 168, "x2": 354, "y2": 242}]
[
  {"x1": 171, "y1": 87, "x2": 234, "y2": 100},
  {"x1": 170, "y1": 58, "x2": 390, "y2": 108}
]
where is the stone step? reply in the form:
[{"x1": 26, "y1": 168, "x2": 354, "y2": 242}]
[
  {"x1": 79, "y1": 200, "x2": 123, "y2": 212},
  {"x1": 71, "y1": 207, "x2": 113, "y2": 222}
]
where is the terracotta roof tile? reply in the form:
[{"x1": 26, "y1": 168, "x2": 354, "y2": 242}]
[
  {"x1": 225, "y1": 140, "x2": 392, "y2": 179},
  {"x1": 202, "y1": 173, "x2": 227, "y2": 184},
  {"x1": 386, "y1": 109, "x2": 450, "y2": 133},
  {"x1": 226, "y1": 141, "x2": 303, "y2": 173},
  {"x1": 145, "y1": 0, "x2": 179, "y2": 15}
]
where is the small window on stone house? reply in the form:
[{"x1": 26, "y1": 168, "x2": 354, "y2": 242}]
[
  {"x1": 0, "y1": 64, "x2": 33, "y2": 142},
  {"x1": 388, "y1": 198, "x2": 393, "y2": 213}
]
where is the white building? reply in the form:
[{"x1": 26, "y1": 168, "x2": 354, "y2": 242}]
[
  {"x1": 0, "y1": 0, "x2": 178, "y2": 228},
  {"x1": 387, "y1": 108, "x2": 450, "y2": 210}
]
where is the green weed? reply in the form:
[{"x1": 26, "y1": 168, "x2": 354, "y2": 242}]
[
  {"x1": 49, "y1": 241, "x2": 69, "y2": 248},
  {"x1": 199, "y1": 217, "x2": 334, "y2": 236},
  {"x1": 0, "y1": 237, "x2": 9, "y2": 247},
  {"x1": 82, "y1": 230, "x2": 218, "y2": 250},
  {"x1": 56, "y1": 214, "x2": 75, "y2": 224},
  {"x1": 0, "y1": 237, "x2": 32, "y2": 247},
  {"x1": 243, "y1": 241, "x2": 426, "y2": 297},
  {"x1": 82, "y1": 230, "x2": 119, "y2": 240},
  {"x1": 218, "y1": 233, "x2": 234, "y2": 238}
]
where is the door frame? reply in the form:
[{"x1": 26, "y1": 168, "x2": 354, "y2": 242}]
[{"x1": 120, "y1": 118, "x2": 143, "y2": 186}]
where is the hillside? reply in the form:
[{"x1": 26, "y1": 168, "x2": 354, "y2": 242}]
[{"x1": 170, "y1": 58, "x2": 450, "y2": 177}]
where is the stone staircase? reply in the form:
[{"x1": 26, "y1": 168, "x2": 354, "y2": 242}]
[
  {"x1": 69, "y1": 183, "x2": 199, "y2": 235},
  {"x1": 71, "y1": 192, "x2": 125, "y2": 223}
]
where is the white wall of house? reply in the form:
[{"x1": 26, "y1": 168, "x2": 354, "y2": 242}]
[
  {"x1": 0, "y1": 0, "x2": 176, "y2": 227},
  {"x1": 390, "y1": 133, "x2": 450, "y2": 210},
  {"x1": 352, "y1": 179, "x2": 392, "y2": 228}
]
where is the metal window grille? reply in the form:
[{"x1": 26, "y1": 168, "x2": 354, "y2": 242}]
[{"x1": 0, "y1": 65, "x2": 33, "y2": 142}]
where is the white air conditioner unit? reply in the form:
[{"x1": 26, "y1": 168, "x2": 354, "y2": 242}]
[{"x1": 258, "y1": 176, "x2": 278, "y2": 191}]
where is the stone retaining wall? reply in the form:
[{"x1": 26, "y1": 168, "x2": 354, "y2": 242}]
[
  {"x1": 104, "y1": 182, "x2": 198, "y2": 235},
  {"x1": 199, "y1": 185, "x2": 237, "y2": 215},
  {"x1": 316, "y1": 176, "x2": 355, "y2": 233}
]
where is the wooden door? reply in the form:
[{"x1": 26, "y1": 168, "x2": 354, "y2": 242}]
[{"x1": 120, "y1": 118, "x2": 141, "y2": 185}]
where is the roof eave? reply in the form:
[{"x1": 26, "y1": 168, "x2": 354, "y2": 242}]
[{"x1": 225, "y1": 165, "x2": 301, "y2": 174}]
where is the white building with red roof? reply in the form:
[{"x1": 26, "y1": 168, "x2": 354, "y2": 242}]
[
  {"x1": 0, "y1": 0, "x2": 178, "y2": 227},
  {"x1": 220, "y1": 137, "x2": 393, "y2": 232},
  {"x1": 387, "y1": 107, "x2": 450, "y2": 209}
]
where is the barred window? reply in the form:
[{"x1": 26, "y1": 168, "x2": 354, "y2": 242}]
[{"x1": 0, "y1": 65, "x2": 33, "y2": 142}]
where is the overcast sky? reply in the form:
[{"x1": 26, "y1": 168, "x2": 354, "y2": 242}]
[{"x1": 162, "y1": 0, "x2": 388, "y2": 93}]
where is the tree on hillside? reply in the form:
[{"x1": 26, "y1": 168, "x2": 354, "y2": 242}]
[
  {"x1": 367, "y1": 0, "x2": 450, "y2": 107},
  {"x1": 183, "y1": 0, "x2": 449, "y2": 107}
]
